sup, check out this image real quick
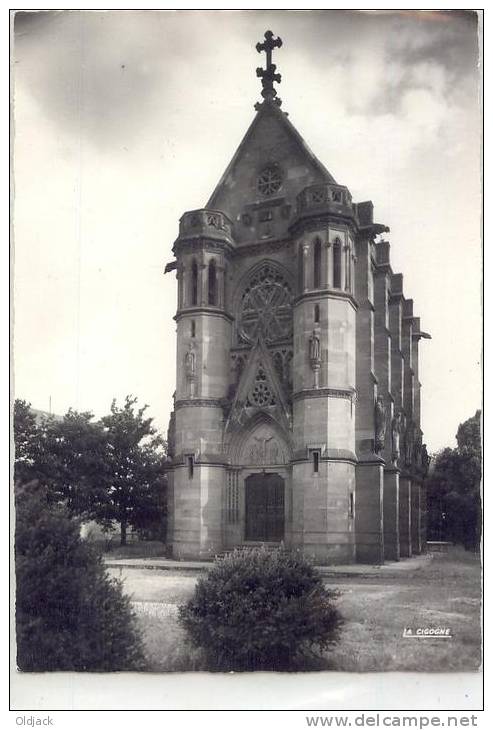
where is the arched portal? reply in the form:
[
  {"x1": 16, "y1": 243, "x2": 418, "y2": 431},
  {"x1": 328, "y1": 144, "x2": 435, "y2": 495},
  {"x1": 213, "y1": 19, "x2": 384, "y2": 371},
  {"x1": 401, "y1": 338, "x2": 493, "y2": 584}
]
[
  {"x1": 226, "y1": 415, "x2": 292, "y2": 546},
  {"x1": 245, "y1": 473, "x2": 284, "y2": 542}
]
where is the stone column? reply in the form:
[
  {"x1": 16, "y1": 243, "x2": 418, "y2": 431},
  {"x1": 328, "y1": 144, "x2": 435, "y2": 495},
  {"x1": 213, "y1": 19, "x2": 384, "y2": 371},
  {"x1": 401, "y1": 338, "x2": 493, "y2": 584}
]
[
  {"x1": 412, "y1": 318, "x2": 422, "y2": 426},
  {"x1": 399, "y1": 476, "x2": 412, "y2": 557},
  {"x1": 389, "y1": 275, "x2": 404, "y2": 411},
  {"x1": 383, "y1": 468, "x2": 400, "y2": 561},
  {"x1": 420, "y1": 481, "x2": 428, "y2": 553},
  {"x1": 402, "y1": 299, "x2": 414, "y2": 419},
  {"x1": 354, "y1": 233, "x2": 384, "y2": 564},
  {"x1": 411, "y1": 479, "x2": 422, "y2": 554},
  {"x1": 355, "y1": 463, "x2": 384, "y2": 563}
]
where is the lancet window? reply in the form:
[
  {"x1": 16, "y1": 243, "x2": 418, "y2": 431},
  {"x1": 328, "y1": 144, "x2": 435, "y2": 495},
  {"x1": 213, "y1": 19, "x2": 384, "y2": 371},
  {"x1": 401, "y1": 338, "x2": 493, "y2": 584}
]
[
  {"x1": 191, "y1": 259, "x2": 198, "y2": 306},
  {"x1": 333, "y1": 239, "x2": 342, "y2": 289},
  {"x1": 313, "y1": 238, "x2": 322, "y2": 289},
  {"x1": 208, "y1": 259, "x2": 217, "y2": 306}
]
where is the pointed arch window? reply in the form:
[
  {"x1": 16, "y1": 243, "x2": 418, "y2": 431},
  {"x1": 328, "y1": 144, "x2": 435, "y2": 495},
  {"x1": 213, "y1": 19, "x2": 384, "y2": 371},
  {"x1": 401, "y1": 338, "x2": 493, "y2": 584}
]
[
  {"x1": 191, "y1": 259, "x2": 198, "y2": 306},
  {"x1": 313, "y1": 238, "x2": 322, "y2": 289},
  {"x1": 208, "y1": 259, "x2": 217, "y2": 306},
  {"x1": 238, "y1": 262, "x2": 293, "y2": 345},
  {"x1": 333, "y1": 239, "x2": 342, "y2": 289},
  {"x1": 314, "y1": 304, "x2": 320, "y2": 324}
]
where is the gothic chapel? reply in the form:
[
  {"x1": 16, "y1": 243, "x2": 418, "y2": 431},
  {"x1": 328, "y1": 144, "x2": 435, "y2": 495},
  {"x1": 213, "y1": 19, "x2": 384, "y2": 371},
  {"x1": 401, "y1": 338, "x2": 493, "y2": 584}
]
[{"x1": 164, "y1": 31, "x2": 431, "y2": 564}]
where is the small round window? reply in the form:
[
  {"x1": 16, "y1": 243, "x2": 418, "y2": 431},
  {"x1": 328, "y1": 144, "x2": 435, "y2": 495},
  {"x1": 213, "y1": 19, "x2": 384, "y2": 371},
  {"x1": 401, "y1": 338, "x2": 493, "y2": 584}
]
[{"x1": 257, "y1": 165, "x2": 282, "y2": 196}]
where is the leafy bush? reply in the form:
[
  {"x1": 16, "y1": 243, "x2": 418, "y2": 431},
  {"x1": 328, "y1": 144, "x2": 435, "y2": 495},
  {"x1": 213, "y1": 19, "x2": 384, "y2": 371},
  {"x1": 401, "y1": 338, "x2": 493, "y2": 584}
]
[
  {"x1": 15, "y1": 480, "x2": 145, "y2": 671},
  {"x1": 178, "y1": 546, "x2": 343, "y2": 671}
]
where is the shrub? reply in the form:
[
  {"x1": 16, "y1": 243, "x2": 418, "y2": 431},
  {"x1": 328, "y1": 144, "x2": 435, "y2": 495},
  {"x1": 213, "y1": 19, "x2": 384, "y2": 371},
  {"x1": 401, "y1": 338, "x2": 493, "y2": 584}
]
[
  {"x1": 15, "y1": 480, "x2": 145, "y2": 671},
  {"x1": 178, "y1": 546, "x2": 343, "y2": 671}
]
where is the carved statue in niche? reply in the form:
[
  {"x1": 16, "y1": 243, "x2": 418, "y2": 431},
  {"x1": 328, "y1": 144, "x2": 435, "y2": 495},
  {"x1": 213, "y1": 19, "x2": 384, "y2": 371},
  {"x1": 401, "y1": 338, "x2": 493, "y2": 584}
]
[
  {"x1": 309, "y1": 330, "x2": 321, "y2": 389},
  {"x1": 391, "y1": 410, "x2": 404, "y2": 465},
  {"x1": 404, "y1": 419, "x2": 415, "y2": 466},
  {"x1": 185, "y1": 342, "x2": 196, "y2": 397},
  {"x1": 185, "y1": 342, "x2": 196, "y2": 379},
  {"x1": 309, "y1": 330, "x2": 321, "y2": 362},
  {"x1": 421, "y1": 443, "x2": 431, "y2": 475},
  {"x1": 374, "y1": 395, "x2": 386, "y2": 454},
  {"x1": 270, "y1": 441, "x2": 279, "y2": 463}
]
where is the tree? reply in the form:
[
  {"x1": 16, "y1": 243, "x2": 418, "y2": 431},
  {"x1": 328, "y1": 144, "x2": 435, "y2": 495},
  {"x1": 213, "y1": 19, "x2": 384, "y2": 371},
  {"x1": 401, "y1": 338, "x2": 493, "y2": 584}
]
[
  {"x1": 99, "y1": 396, "x2": 167, "y2": 545},
  {"x1": 13, "y1": 397, "x2": 167, "y2": 545},
  {"x1": 15, "y1": 480, "x2": 145, "y2": 671},
  {"x1": 13, "y1": 400, "x2": 40, "y2": 484},
  {"x1": 427, "y1": 410, "x2": 482, "y2": 550},
  {"x1": 456, "y1": 409, "x2": 482, "y2": 453},
  {"x1": 39, "y1": 409, "x2": 112, "y2": 522}
]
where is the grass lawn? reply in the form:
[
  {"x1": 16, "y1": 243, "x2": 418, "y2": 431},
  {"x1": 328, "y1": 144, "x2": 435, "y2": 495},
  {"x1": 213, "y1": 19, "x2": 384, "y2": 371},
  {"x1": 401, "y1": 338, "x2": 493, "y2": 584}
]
[{"x1": 107, "y1": 547, "x2": 481, "y2": 673}]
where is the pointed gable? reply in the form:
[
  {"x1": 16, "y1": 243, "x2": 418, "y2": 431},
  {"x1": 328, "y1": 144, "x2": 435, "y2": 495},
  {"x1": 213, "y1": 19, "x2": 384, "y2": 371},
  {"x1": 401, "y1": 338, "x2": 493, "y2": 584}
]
[
  {"x1": 225, "y1": 337, "x2": 292, "y2": 436},
  {"x1": 206, "y1": 104, "x2": 337, "y2": 245}
]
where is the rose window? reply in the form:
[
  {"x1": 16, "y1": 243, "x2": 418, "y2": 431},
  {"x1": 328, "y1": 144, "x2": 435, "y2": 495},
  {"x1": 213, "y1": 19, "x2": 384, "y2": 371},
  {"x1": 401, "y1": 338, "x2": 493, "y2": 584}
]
[
  {"x1": 251, "y1": 382, "x2": 272, "y2": 407},
  {"x1": 238, "y1": 263, "x2": 293, "y2": 345},
  {"x1": 257, "y1": 165, "x2": 282, "y2": 196},
  {"x1": 247, "y1": 366, "x2": 275, "y2": 408}
]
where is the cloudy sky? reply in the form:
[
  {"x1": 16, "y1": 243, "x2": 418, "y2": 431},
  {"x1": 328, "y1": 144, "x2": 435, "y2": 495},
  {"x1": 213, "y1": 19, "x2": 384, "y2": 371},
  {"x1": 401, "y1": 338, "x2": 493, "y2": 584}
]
[{"x1": 12, "y1": 9, "x2": 481, "y2": 451}]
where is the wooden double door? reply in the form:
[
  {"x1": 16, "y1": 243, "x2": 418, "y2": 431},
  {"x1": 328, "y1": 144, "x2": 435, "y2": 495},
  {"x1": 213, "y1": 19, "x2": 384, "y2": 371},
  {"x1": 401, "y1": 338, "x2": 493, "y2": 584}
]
[{"x1": 245, "y1": 473, "x2": 285, "y2": 542}]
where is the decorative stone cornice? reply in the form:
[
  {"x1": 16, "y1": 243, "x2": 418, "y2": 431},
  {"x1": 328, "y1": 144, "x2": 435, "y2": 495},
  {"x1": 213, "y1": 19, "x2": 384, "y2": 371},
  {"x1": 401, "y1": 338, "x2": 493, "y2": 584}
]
[
  {"x1": 175, "y1": 398, "x2": 225, "y2": 410},
  {"x1": 289, "y1": 211, "x2": 358, "y2": 237},
  {"x1": 179, "y1": 208, "x2": 233, "y2": 237},
  {"x1": 171, "y1": 455, "x2": 229, "y2": 467},
  {"x1": 388, "y1": 292, "x2": 405, "y2": 304},
  {"x1": 356, "y1": 454, "x2": 386, "y2": 466},
  {"x1": 294, "y1": 289, "x2": 359, "y2": 310},
  {"x1": 175, "y1": 308, "x2": 234, "y2": 323},
  {"x1": 293, "y1": 387, "x2": 356, "y2": 402},
  {"x1": 232, "y1": 236, "x2": 294, "y2": 258},
  {"x1": 292, "y1": 448, "x2": 357, "y2": 464},
  {"x1": 173, "y1": 236, "x2": 235, "y2": 257},
  {"x1": 375, "y1": 261, "x2": 393, "y2": 276}
]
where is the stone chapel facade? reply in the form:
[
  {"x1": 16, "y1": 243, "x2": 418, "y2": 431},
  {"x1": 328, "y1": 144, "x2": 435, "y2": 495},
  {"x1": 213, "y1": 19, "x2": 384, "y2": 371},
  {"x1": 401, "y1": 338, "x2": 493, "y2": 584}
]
[{"x1": 164, "y1": 31, "x2": 431, "y2": 564}]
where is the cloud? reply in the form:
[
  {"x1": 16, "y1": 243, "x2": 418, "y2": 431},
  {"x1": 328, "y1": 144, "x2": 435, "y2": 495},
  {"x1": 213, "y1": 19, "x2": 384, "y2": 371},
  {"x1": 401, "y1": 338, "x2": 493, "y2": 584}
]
[
  {"x1": 13, "y1": 11, "x2": 239, "y2": 150},
  {"x1": 13, "y1": 10, "x2": 480, "y2": 148}
]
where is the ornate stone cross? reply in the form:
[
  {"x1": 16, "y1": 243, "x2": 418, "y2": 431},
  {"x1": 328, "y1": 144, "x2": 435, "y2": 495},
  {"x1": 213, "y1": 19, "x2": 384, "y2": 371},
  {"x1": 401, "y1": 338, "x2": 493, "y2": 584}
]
[{"x1": 255, "y1": 30, "x2": 283, "y2": 109}]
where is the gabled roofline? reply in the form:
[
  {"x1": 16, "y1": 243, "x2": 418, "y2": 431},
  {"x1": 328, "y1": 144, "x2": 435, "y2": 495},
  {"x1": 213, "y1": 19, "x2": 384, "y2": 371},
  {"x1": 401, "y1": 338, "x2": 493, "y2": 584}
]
[{"x1": 206, "y1": 102, "x2": 337, "y2": 209}]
